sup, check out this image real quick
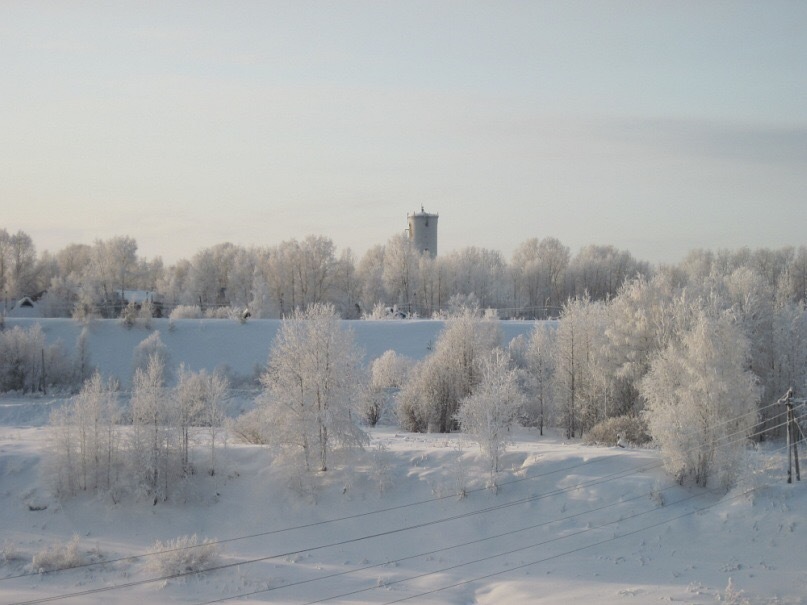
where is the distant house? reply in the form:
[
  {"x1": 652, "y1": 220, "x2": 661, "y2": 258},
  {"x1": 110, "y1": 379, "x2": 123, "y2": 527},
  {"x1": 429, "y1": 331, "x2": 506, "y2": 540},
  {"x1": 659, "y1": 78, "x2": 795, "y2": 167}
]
[{"x1": 7, "y1": 296, "x2": 41, "y2": 318}]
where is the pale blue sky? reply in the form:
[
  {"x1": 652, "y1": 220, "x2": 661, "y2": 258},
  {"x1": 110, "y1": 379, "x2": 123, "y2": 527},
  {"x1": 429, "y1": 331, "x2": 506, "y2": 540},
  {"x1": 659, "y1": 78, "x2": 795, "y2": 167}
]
[{"x1": 2, "y1": 1, "x2": 805, "y2": 265}]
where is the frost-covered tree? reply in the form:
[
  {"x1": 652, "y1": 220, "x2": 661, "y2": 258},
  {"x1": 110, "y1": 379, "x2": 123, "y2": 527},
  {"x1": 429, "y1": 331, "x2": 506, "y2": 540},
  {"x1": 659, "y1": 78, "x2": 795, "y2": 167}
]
[
  {"x1": 73, "y1": 326, "x2": 93, "y2": 387},
  {"x1": 188, "y1": 243, "x2": 236, "y2": 310},
  {"x1": 553, "y1": 296, "x2": 607, "y2": 438},
  {"x1": 332, "y1": 248, "x2": 361, "y2": 319},
  {"x1": 510, "y1": 237, "x2": 570, "y2": 318},
  {"x1": 524, "y1": 322, "x2": 556, "y2": 434},
  {"x1": 640, "y1": 310, "x2": 760, "y2": 488},
  {"x1": 383, "y1": 233, "x2": 420, "y2": 313},
  {"x1": 1, "y1": 230, "x2": 39, "y2": 302},
  {"x1": 600, "y1": 275, "x2": 677, "y2": 417},
  {"x1": 770, "y1": 302, "x2": 807, "y2": 437},
  {"x1": 295, "y1": 235, "x2": 338, "y2": 308},
  {"x1": 172, "y1": 366, "x2": 229, "y2": 475},
  {"x1": 360, "y1": 350, "x2": 414, "y2": 427},
  {"x1": 132, "y1": 331, "x2": 172, "y2": 383},
  {"x1": 397, "y1": 307, "x2": 501, "y2": 432},
  {"x1": 85, "y1": 236, "x2": 139, "y2": 317},
  {"x1": 259, "y1": 303, "x2": 368, "y2": 471},
  {"x1": 568, "y1": 244, "x2": 651, "y2": 301},
  {"x1": 130, "y1": 354, "x2": 173, "y2": 501},
  {"x1": 203, "y1": 371, "x2": 228, "y2": 475},
  {"x1": 173, "y1": 365, "x2": 207, "y2": 474},
  {"x1": 0, "y1": 323, "x2": 47, "y2": 393},
  {"x1": 48, "y1": 372, "x2": 121, "y2": 496},
  {"x1": 157, "y1": 258, "x2": 195, "y2": 310},
  {"x1": 439, "y1": 247, "x2": 508, "y2": 314},
  {"x1": 355, "y1": 244, "x2": 387, "y2": 315},
  {"x1": 456, "y1": 349, "x2": 525, "y2": 474}
]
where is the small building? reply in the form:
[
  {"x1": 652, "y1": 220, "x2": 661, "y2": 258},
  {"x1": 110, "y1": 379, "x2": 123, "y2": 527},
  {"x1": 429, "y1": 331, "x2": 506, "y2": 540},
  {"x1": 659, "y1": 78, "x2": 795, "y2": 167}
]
[{"x1": 6, "y1": 296, "x2": 40, "y2": 318}]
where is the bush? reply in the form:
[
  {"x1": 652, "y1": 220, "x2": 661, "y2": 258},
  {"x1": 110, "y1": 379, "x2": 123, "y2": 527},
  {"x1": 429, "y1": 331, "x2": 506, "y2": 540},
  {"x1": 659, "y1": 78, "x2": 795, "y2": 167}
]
[
  {"x1": 169, "y1": 305, "x2": 204, "y2": 320},
  {"x1": 228, "y1": 409, "x2": 270, "y2": 444},
  {"x1": 583, "y1": 415, "x2": 650, "y2": 447},
  {"x1": 0, "y1": 324, "x2": 76, "y2": 393},
  {"x1": 31, "y1": 535, "x2": 85, "y2": 572},
  {"x1": 145, "y1": 534, "x2": 221, "y2": 577}
]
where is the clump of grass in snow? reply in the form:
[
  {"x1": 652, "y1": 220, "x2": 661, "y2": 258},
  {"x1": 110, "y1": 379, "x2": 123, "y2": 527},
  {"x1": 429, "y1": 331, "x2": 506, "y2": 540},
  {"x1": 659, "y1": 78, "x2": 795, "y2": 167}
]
[
  {"x1": 145, "y1": 534, "x2": 222, "y2": 577},
  {"x1": 31, "y1": 534, "x2": 85, "y2": 572}
]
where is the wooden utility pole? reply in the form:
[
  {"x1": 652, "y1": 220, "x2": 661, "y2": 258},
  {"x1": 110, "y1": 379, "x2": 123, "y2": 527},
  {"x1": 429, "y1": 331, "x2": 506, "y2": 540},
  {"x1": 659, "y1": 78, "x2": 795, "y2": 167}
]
[{"x1": 783, "y1": 388, "x2": 801, "y2": 484}]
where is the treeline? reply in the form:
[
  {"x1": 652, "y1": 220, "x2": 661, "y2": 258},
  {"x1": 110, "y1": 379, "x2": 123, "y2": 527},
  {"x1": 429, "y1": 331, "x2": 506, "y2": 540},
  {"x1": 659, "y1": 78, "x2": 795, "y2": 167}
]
[
  {"x1": 4, "y1": 228, "x2": 651, "y2": 318},
  {"x1": 5, "y1": 227, "x2": 807, "y2": 321},
  {"x1": 4, "y1": 227, "x2": 807, "y2": 321}
]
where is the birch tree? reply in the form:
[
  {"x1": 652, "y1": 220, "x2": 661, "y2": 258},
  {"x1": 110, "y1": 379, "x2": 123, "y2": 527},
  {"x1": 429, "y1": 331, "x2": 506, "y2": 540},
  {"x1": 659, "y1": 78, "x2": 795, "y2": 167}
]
[
  {"x1": 260, "y1": 303, "x2": 367, "y2": 472},
  {"x1": 640, "y1": 310, "x2": 760, "y2": 488},
  {"x1": 456, "y1": 349, "x2": 525, "y2": 474}
]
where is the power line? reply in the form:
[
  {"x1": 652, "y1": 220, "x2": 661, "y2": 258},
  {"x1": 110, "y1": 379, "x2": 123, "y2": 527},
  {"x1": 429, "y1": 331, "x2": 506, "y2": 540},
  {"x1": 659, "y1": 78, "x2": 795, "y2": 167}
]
[
  {"x1": 375, "y1": 483, "x2": 768, "y2": 605},
  {"x1": 197, "y1": 429, "x2": 792, "y2": 605},
  {"x1": 0, "y1": 451, "x2": 626, "y2": 582},
  {"x1": 6, "y1": 403, "x2": 786, "y2": 591},
  {"x1": 10, "y1": 419, "x2": 787, "y2": 605},
  {"x1": 197, "y1": 477, "x2": 689, "y2": 605},
  {"x1": 4, "y1": 415, "x2": 796, "y2": 604},
  {"x1": 8, "y1": 455, "x2": 661, "y2": 605}
]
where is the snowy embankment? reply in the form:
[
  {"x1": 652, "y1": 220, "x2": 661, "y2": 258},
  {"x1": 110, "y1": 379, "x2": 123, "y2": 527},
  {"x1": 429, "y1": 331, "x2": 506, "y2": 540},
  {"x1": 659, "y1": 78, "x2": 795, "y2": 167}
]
[
  {"x1": 1, "y1": 426, "x2": 805, "y2": 604},
  {"x1": 0, "y1": 318, "x2": 805, "y2": 604},
  {"x1": 4, "y1": 317, "x2": 539, "y2": 389}
]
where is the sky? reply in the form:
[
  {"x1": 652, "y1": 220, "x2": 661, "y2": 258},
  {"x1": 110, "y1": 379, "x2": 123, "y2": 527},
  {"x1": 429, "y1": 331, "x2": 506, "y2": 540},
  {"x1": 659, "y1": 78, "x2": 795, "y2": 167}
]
[{"x1": 1, "y1": 1, "x2": 806, "y2": 266}]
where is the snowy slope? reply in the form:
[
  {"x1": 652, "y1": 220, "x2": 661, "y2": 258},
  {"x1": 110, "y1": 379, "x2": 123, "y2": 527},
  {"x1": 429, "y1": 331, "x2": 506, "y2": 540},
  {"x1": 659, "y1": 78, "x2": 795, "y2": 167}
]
[
  {"x1": 5, "y1": 318, "x2": 540, "y2": 389},
  {"x1": 0, "y1": 318, "x2": 805, "y2": 604},
  {"x1": 0, "y1": 426, "x2": 804, "y2": 604}
]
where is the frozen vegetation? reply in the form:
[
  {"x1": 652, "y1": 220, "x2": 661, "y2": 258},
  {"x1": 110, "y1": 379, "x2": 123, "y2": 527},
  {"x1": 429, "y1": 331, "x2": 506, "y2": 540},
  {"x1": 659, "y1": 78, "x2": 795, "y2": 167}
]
[
  {"x1": 1, "y1": 233, "x2": 807, "y2": 602},
  {"x1": 1, "y1": 302, "x2": 806, "y2": 603}
]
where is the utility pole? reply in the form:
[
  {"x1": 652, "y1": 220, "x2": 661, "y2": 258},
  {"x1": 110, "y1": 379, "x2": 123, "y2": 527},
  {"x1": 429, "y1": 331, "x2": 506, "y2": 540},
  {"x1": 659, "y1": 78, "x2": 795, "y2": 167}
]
[{"x1": 782, "y1": 388, "x2": 801, "y2": 484}]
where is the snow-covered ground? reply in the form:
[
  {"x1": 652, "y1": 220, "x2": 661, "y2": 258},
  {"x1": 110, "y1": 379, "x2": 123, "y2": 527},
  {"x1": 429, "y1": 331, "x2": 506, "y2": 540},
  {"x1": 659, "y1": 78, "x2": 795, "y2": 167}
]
[
  {"x1": 1, "y1": 319, "x2": 805, "y2": 604},
  {"x1": 3, "y1": 317, "x2": 540, "y2": 389}
]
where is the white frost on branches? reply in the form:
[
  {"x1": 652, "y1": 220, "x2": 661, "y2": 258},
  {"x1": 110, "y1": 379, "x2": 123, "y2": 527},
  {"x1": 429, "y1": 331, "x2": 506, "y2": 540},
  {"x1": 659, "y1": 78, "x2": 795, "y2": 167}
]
[
  {"x1": 640, "y1": 310, "x2": 760, "y2": 488},
  {"x1": 456, "y1": 349, "x2": 525, "y2": 474},
  {"x1": 259, "y1": 303, "x2": 368, "y2": 472}
]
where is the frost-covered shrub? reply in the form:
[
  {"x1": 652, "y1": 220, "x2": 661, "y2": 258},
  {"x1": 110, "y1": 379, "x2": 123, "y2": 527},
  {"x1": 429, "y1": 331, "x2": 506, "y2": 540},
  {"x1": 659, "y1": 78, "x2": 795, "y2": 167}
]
[
  {"x1": 228, "y1": 409, "x2": 270, "y2": 444},
  {"x1": 169, "y1": 305, "x2": 204, "y2": 320},
  {"x1": 31, "y1": 535, "x2": 85, "y2": 572},
  {"x1": 2, "y1": 540, "x2": 23, "y2": 565},
  {"x1": 368, "y1": 443, "x2": 394, "y2": 495},
  {"x1": 364, "y1": 351, "x2": 413, "y2": 427},
  {"x1": 121, "y1": 301, "x2": 154, "y2": 329},
  {"x1": 583, "y1": 415, "x2": 650, "y2": 447},
  {"x1": 204, "y1": 307, "x2": 232, "y2": 319},
  {"x1": 358, "y1": 384, "x2": 385, "y2": 427},
  {"x1": 132, "y1": 331, "x2": 172, "y2": 382},
  {"x1": 120, "y1": 301, "x2": 139, "y2": 328},
  {"x1": 0, "y1": 324, "x2": 75, "y2": 393},
  {"x1": 371, "y1": 350, "x2": 413, "y2": 390},
  {"x1": 145, "y1": 534, "x2": 221, "y2": 576},
  {"x1": 362, "y1": 302, "x2": 409, "y2": 320}
]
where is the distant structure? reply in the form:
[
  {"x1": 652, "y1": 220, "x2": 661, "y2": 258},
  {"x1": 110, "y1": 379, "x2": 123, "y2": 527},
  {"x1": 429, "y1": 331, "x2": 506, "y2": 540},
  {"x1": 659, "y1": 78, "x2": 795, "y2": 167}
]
[{"x1": 407, "y1": 206, "x2": 439, "y2": 258}]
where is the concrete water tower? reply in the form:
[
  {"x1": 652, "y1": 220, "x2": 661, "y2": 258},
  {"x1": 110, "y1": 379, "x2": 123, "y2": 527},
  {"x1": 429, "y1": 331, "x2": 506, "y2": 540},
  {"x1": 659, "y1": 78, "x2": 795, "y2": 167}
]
[{"x1": 407, "y1": 206, "x2": 439, "y2": 258}]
